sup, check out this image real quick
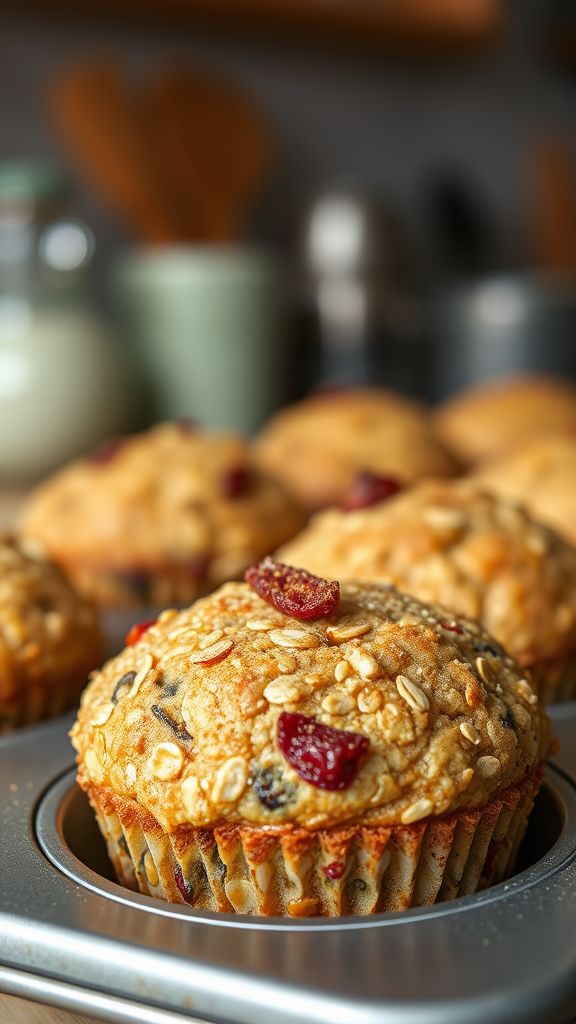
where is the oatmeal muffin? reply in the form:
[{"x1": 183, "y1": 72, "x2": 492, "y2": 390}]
[
  {"x1": 0, "y1": 535, "x2": 101, "y2": 732},
  {"x1": 473, "y1": 433, "x2": 576, "y2": 548},
  {"x1": 71, "y1": 562, "x2": 550, "y2": 916},
  {"x1": 279, "y1": 479, "x2": 576, "y2": 702},
  {"x1": 18, "y1": 423, "x2": 304, "y2": 607},
  {"x1": 433, "y1": 374, "x2": 576, "y2": 467},
  {"x1": 252, "y1": 389, "x2": 458, "y2": 511}
]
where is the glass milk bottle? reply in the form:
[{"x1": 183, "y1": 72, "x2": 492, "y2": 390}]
[{"x1": 0, "y1": 163, "x2": 134, "y2": 481}]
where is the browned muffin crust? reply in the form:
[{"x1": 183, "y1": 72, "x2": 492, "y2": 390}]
[
  {"x1": 0, "y1": 535, "x2": 102, "y2": 731},
  {"x1": 278, "y1": 479, "x2": 576, "y2": 673},
  {"x1": 473, "y1": 432, "x2": 576, "y2": 548},
  {"x1": 253, "y1": 389, "x2": 458, "y2": 511},
  {"x1": 433, "y1": 374, "x2": 576, "y2": 466},
  {"x1": 72, "y1": 579, "x2": 549, "y2": 833},
  {"x1": 18, "y1": 423, "x2": 304, "y2": 607}
]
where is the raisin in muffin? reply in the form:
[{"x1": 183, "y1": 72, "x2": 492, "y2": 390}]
[
  {"x1": 18, "y1": 423, "x2": 304, "y2": 607},
  {"x1": 278, "y1": 479, "x2": 576, "y2": 703},
  {"x1": 0, "y1": 535, "x2": 101, "y2": 732},
  {"x1": 252, "y1": 389, "x2": 458, "y2": 511},
  {"x1": 473, "y1": 433, "x2": 576, "y2": 548},
  {"x1": 71, "y1": 562, "x2": 550, "y2": 916},
  {"x1": 433, "y1": 374, "x2": 576, "y2": 467}
]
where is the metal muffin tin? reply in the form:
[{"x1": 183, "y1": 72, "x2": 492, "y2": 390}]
[{"x1": 1, "y1": 705, "x2": 576, "y2": 1024}]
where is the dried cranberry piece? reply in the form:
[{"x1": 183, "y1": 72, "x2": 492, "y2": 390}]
[
  {"x1": 324, "y1": 861, "x2": 345, "y2": 880},
  {"x1": 221, "y1": 464, "x2": 250, "y2": 499},
  {"x1": 125, "y1": 619, "x2": 157, "y2": 647},
  {"x1": 89, "y1": 438, "x2": 125, "y2": 465},
  {"x1": 174, "y1": 865, "x2": 194, "y2": 904},
  {"x1": 277, "y1": 711, "x2": 369, "y2": 791},
  {"x1": 245, "y1": 558, "x2": 339, "y2": 621},
  {"x1": 341, "y1": 471, "x2": 401, "y2": 512},
  {"x1": 439, "y1": 620, "x2": 464, "y2": 635}
]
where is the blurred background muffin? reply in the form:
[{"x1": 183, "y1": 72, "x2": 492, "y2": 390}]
[
  {"x1": 18, "y1": 423, "x2": 304, "y2": 607},
  {"x1": 473, "y1": 433, "x2": 576, "y2": 548},
  {"x1": 433, "y1": 375, "x2": 576, "y2": 467},
  {"x1": 252, "y1": 389, "x2": 458, "y2": 511},
  {"x1": 0, "y1": 535, "x2": 101, "y2": 732},
  {"x1": 279, "y1": 478, "x2": 576, "y2": 703},
  {"x1": 71, "y1": 567, "x2": 550, "y2": 916}
]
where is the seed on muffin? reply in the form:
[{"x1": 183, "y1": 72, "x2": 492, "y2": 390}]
[
  {"x1": 459, "y1": 722, "x2": 481, "y2": 745},
  {"x1": 189, "y1": 638, "x2": 234, "y2": 666},
  {"x1": 395, "y1": 675, "x2": 429, "y2": 713},
  {"x1": 149, "y1": 742, "x2": 184, "y2": 781}
]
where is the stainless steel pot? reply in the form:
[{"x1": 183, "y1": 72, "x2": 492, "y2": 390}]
[{"x1": 434, "y1": 273, "x2": 576, "y2": 399}]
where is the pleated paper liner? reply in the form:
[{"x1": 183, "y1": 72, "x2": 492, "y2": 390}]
[
  {"x1": 0, "y1": 672, "x2": 87, "y2": 734},
  {"x1": 528, "y1": 653, "x2": 576, "y2": 705},
  {"x1": 88, "y1": 767, "x2": 542, "y2": 918}
]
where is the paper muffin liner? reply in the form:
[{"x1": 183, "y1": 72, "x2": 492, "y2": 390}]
[
  {"x1": 88, "y1": 767, "x2": 542, "y2": 917},
  {"x1": 0, "y1": 671, "x2": 87, "y2": 734},
  {"x1": 528, "y1": 654, "x2": 576, "y2": 705}
]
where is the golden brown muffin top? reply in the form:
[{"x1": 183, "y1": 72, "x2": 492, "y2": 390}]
[
  {"x1": 0, "y1": 535, "x2": 101, "y2": 703},
  {"x1": 18, "y1": 423, "x2": 304, "y2": 586},
  {"x1": 433, "y1": 374, "x2": 576, "y2": 466},
  {"x1": 71, "y1": 572, "x2": 549, "y2": 833},
  {"x1": 278, "y1": 479, "x2": 576, "y2": 669},
  {"x1": 473, "y1": 433, "x2": 576, "y2": 547},
  {"x1": 252, "y1": 389, "x2": 458, "y2": 511}
]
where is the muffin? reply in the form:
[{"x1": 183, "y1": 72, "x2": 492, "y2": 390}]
[
  {"x1": 18, "y1": 423, "x2": 304, "y2": 607},
  {"x1": 0, "y1": 535, "x2": 101, "y2": 732},
  {"x1": 474, "y1": 433, "x2": 576, "y2": 548},
  {"x1": 279, "y1": 479, "x2": 576, "y2": 703},
  {"x1": 252, "y1": 389, "x2": 458, "y2": 511},
  {"x1": 433, "y1": 374, "x2": 576, "y2": 467},
  {"x1": 71, "y1": 562, "x2": 550, "y2": 916}
]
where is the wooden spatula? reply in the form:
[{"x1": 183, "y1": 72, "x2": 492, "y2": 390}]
[
  {"x1": 143, "y1": 67, "x2": 272, "y2": 243},
  {"x1": 50, "y1": 62, "x2": 193, "y2": 244}
]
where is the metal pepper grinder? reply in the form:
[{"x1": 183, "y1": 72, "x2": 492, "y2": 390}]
[{"x1": 298, "y1": 187, "x2": 425, "y2": 395}]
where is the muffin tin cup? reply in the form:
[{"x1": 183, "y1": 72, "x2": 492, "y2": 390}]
[
  {"x1": 3, "y1": 709, "x2": 575, "y2": 1024},
  {"x1": 89, "y1": 767, "x2": 541, "y2": 918}
]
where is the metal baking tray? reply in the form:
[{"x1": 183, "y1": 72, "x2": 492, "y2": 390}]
[{"x1": 1, "y1": 702, "x2": 576, "y2": 1024}]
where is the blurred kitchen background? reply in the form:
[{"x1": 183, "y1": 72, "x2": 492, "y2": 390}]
[{"x1": 1, "y1": 0, "x2": 576, "y2": 478}]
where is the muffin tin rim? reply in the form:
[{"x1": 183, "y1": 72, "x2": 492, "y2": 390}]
[
  {"x1": 3, "y1": 710, "x2": 576, "y2": 1023},
  {"x1": 35, "y1": 762, "x2": 576, "y2": 933}
]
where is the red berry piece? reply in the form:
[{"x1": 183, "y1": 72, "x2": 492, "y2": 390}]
[
  {"x1": 439, "y1": 620, "x2": 464, "y2": 635},
  {"x1": 125, "y1": 618, "x2": 157, "y2": 646},
  {"x1": 341, "y1": 471, "x2": 401, "y2": 512},
  {"x1": 89, "y1": 437, "x2": 125, "y2": 465},
  {"x1": 245, "y1": 558, "x2": 339, "y2": 621},
  {"x1": 324, "y1": 861, "x2": 345, "y2": 880},
  {"x1": 221, "y1": 464, "x2": 250, "y2": 498},
  {"x1": 277, "y1": 711, "x2": 369, "y2": 790}
]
